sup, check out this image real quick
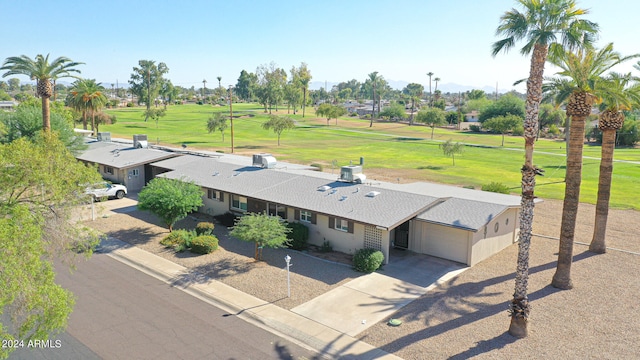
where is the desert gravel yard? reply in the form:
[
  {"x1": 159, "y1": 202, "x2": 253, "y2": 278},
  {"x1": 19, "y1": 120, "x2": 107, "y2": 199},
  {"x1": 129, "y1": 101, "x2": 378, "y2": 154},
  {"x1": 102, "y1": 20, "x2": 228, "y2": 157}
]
[{"x1": 83, "y1": 197, "x2": 639, "y2": 359}]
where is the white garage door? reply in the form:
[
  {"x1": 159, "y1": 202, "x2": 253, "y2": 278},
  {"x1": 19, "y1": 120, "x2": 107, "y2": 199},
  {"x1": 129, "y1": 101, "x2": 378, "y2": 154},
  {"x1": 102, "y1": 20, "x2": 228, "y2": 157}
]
[{"x1": 424, "y1": 224, "x2": 469, "y2": 264}]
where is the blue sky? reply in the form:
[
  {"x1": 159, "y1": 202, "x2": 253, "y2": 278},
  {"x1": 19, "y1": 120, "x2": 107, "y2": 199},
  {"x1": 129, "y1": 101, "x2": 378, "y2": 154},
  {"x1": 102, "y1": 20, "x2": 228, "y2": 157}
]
[{"x1": 2, "y1": 0, "x2": 639, "y2": 92}]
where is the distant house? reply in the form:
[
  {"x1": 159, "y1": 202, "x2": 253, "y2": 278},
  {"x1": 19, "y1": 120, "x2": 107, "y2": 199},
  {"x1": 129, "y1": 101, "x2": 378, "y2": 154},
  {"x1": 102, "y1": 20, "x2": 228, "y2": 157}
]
[
  {"x1": 465, "y1": 110, "x2": 479, "y2": 122},
  {"x1": 0, "y1": 101, "x2": 17, "y2": 111}
]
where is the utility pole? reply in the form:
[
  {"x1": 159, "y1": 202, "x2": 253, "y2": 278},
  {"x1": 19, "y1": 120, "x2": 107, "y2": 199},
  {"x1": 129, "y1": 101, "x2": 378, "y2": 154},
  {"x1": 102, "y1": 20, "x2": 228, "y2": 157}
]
[{"x1": 229, "y1": 85, "x2": 234, "y2": 153}]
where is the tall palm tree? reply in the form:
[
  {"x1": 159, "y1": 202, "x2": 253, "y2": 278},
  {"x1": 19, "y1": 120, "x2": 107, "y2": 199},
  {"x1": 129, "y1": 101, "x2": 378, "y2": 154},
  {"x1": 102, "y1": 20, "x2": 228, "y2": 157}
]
[
  {"x1": 434, "y1": 77, "x2": 441, "y2": 95},
  {"x1": 492, "y1": 0, "x2": 598, "y2": 338},
  {"x1": 1, "y1": 54, "x2": 83, "y2": 131},
  {"x1": 546, "y1": 43, "x2": 635, "y2": 290},
  {"x1": 589, "y1": 72, "x2": 640, "y2": 253},
  {"x1": 68, "y1": 79, "x2": 107, "y2": 135},
  {"x1": 426, "y1": 72, "x2": 434, "y2": 106},
  {"x1": 217, "y1": 76, "x2": 222, "y2": 89},
  {"x1": 368, "y1": 71, "x2": 379, "y2": 126}
]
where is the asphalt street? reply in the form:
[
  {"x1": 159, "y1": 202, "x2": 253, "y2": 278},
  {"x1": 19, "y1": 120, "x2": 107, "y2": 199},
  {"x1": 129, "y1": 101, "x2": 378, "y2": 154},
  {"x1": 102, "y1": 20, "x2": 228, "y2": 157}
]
[{"x1": 10, "y1": 253, "x2": 320, "y2": 360}]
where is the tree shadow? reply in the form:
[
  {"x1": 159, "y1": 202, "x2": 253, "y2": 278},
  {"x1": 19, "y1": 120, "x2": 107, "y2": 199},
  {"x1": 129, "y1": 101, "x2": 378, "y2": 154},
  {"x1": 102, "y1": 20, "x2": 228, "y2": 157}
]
[
  {"x1": 101, "y1": 226, "x2": 160, "y2": 246},
  {"x1": 169, "y1": 257, "x2": 253, "y2": 287},
  {"x1": 448, "y1": 332, "x2": 518, "y2": 360},
  {"x1": 375, "y1": 250, "x2": 597, "y2": 354}
]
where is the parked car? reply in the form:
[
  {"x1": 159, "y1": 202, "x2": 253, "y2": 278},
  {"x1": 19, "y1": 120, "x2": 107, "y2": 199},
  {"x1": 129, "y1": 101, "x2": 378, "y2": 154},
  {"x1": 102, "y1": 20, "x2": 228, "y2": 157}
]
[{"x1": 86, "y1": 182, "x2": 127, "y2": 201}]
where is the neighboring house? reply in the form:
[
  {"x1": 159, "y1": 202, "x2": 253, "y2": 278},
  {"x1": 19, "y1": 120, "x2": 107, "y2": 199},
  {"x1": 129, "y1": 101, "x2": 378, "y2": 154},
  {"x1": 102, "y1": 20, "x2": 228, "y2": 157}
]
[
  {"x1": 0, "y1": 101, "x2": 17, "y2": 111},
  {"x1": 147, "y1": 153, "x2": 523, "y2": 266},
  {"x1": 76, "y1": 136, "x2": 180, "y2": 191},
  {"x1": 465, "y1": 111, "x2": 479, "y2": 122}
]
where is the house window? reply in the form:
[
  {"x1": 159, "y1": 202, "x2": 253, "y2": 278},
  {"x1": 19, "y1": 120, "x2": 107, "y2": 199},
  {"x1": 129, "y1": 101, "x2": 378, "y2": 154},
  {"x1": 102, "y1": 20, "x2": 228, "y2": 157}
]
[
  {"x1": 300, "y1": 210, "x2": 312, "y2": 223},
  {"x1": 335, "y1": 218, "x2": 349, "y2": 232},
  {"x1": 104, "y1": 166, "x2": 114, "y2": 175},
  {"x1": 131, "y1": 169, "x2": 140, "y2": 176},
  {"x1": 231, "y1": 194, "x2": 247, "y2": 211},
  {"x1": 207, "y1": 189, "x2": 223, "y2": 201},
  {"x1": 268, "y1": 203, "x2": 286, "y2": 219}
]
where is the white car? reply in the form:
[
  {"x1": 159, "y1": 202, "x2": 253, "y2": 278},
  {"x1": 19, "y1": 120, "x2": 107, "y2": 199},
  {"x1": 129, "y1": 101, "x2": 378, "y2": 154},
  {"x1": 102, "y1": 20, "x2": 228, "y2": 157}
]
[{"x1": 86, "y1": 182, "x2": 127, "y2": 201}]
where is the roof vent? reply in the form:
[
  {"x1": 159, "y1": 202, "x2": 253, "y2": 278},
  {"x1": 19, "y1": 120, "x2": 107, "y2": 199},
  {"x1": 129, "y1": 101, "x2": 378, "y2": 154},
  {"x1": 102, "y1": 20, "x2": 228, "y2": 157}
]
[
  {"x1": 97, "y1": 132, "x2": 111, "y2": 142},
  {"x1": 252, "y1": 153, "x2": 277, "y2": 169},
  {"x1": 133, "y1": 134, "x2": 148, "y2": 148},
  {"x1": 318, "y1": 185, "x2": 331, "y2": 192},
  {"x1": 366, "y1": 191, "x2": 381, "y2": 198}
]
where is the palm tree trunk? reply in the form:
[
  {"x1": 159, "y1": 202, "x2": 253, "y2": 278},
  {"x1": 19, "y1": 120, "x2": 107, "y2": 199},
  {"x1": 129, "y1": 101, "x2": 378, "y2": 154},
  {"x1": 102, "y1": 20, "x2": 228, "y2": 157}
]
[
  {"x1": 82, "y1": 110, "x2": 88, "y2": 130},
  {"x1": 509, "y1": 42, "x2": 547, "y2": 338},
  {"x1": 302, "y1": 88, "x2": 307, "y2": 118},
  {"x1": 41, "y1": 96, "x2": 51, "y2": 132},
  {"x1": 552, "y1": 112, "x2": 587, "y2": 290},
  {"x1": 91, "y1": 110, "x2": 96, "y2": 135},
  {"x1": 590, "y1": 129, "x2": 616, "y2": 253}
]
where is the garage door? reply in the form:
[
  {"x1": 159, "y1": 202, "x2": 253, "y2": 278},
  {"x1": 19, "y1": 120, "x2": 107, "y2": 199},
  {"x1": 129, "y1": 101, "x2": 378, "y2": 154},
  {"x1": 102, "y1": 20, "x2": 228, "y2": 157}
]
[{"x1": 424, "y1": 224, "x2": 468, "y2": 264}]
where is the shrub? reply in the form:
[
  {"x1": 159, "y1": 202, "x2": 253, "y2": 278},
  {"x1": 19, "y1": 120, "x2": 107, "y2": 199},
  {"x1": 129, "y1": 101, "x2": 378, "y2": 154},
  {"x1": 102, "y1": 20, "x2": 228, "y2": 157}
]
[
  {"x1": 320, "y1": 240, "x2": 333, "y2": 252},
  {"x1": 190, "y1": 235, "x2": 219, "y2": 254},
  {"x1": 548, "y1": 124, "x2": 561, "y2": 136},
  {"x1": 353, "y1": 248, "x2": 384, "y2": 273},
  {"x1": 286, "y1": 222, "x2": 309, "y2": 250},
  {"x1": 309, "y1": 163, "x2": 323, "y2": 171},
  {"x1": 160, "y1": 229, "x2": 193, "y2": 249},
  {"x1": 469, "y1": 124, "x2": 482, "y2": 132},
  {"x1": 126, "y1": 102, "x2": 133, "y2": 107},
  {"x1": 482, "y1": 182, "x2": 510, "y2": 194},
  {"x1": 195, "y1": 222, "x2": 215, "y2": 236},
  {"x1": 214, "y1": 212, "x2": 238, "y2": 227}
]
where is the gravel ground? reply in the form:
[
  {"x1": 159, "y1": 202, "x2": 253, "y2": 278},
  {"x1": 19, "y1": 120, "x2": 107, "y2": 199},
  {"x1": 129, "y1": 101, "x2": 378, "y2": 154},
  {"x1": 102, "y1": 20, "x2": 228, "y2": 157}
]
[{"x1": 83, "y1": 198, "x2": 640, "y2": 359}]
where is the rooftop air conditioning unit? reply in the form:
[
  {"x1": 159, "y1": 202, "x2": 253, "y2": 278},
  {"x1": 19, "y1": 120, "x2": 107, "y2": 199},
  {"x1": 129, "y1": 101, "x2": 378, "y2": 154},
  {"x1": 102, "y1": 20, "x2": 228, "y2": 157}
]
[
  {"x1": 252, "y1": 153, "x2": 277, "y2": 169},
  {"x1": 133, "y1": 134, "x2": 148, "y2": 149},
  {"x1": 340, "y1": 165, "x2": 366, "y2": 184},
  {"x1": 97, "y1": 132, "x2": 111, "y2": 142}
]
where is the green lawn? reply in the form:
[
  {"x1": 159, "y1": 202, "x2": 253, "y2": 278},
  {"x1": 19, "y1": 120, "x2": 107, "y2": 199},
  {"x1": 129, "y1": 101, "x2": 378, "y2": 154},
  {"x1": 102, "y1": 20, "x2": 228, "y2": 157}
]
[{"x1": 103, "y1": 104, "x2": 640, "y2": 210}]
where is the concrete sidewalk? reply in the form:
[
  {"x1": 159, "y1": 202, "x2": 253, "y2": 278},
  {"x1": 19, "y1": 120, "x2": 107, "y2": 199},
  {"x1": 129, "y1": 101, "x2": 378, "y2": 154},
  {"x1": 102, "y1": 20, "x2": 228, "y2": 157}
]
[{"x1": 100, "y1": 238, "x2": 464, "y2": 359}]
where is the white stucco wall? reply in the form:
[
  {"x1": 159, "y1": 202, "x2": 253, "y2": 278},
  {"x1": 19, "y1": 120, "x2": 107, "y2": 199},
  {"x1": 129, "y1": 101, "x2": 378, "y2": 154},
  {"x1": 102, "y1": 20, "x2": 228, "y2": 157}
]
[{"x1": 469, "y1": 208, "x2": 519, "y2": 266}]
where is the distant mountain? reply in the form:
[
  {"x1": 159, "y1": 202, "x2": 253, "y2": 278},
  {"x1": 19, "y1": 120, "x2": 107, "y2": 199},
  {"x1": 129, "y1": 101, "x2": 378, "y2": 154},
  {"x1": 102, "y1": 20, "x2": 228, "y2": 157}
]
[{"x1": 309, "y1": 80, "x2": 513, "y2": 94}]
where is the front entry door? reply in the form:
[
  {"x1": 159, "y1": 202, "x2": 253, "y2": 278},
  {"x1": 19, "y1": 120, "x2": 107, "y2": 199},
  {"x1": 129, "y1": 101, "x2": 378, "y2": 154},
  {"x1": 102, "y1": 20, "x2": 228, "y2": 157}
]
[{"x1": 394, "y1": 221, "x2": 410, "y2": 249}]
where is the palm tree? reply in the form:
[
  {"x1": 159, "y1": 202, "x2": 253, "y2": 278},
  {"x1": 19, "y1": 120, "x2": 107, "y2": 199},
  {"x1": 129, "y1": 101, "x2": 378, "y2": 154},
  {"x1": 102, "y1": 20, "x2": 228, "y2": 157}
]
[
  {"x1": 368, "y1": 71, "x2": 379, "y2": 126},
  {"x1": 217, "y1": 76, "x2": 222, "y2": 89},
  {"x1": 202, "y1": 79, "x2": 207, "y2": 99},
  {"x1": 434, "y1": 77, "x2": 441, "y2": 95},
  {"x1": 426, "y1": 72, "x2": 434, "y2": 106},
  {"x1": 1, "y1": 54, "x2": 83, "y2": 131},
  {"x1": 589, "y1": 72, "x2": 640, "y2": 253},
  {"x1": 68, "y1": 79, "x2": 107, "y2": 135},
  {"x1": 546, "y1": 43, "x2": 635, "y2": 290},
  {"x1": 403, "y1": 83, "x2": 424, "y2": 125},
  {"x1": 492, "y1": 0, "x2": 598, "y2": 338}
]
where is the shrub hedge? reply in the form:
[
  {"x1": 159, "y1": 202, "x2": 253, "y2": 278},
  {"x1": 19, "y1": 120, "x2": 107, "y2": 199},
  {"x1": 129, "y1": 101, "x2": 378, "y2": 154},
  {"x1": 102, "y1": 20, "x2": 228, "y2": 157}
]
[
  {"x1": 195, "y1": 222, "x2": 215, "y2": 236},
  {"x1": 286, "y1": 222, "x2": 309, "y2": 250},
  {"x1": 190, "y1": 235, "x2": 219, "y2": 254},
  {"x1": 353, "y1": 248, "x2": 384, "y2": 273}
]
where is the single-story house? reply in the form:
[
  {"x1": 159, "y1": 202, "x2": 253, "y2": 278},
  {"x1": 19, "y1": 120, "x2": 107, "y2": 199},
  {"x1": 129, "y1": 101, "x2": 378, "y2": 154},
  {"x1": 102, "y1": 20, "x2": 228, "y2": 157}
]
[
  {"x1": 0, "y1": 101, "x2": 17, "y2": 111},
  {"x1": 76, "y1": 136, "x2": 180, "y2": 191},
  {"x1": 146, "y1": 153, "x2": 523, "y2": 266}
]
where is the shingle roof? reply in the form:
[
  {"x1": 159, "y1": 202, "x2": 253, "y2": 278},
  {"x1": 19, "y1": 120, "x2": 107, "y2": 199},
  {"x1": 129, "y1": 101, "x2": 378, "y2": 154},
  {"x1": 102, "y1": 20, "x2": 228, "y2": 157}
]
[
  {"x1": 153, "y1": 155, "x2": 440, "y2": 229},
  {"x1": 76, "y1": 140, "x2": 178, "y2": 169},
  {"x1": 415, "y1": 198, "x2": 509, "y2": 231}
]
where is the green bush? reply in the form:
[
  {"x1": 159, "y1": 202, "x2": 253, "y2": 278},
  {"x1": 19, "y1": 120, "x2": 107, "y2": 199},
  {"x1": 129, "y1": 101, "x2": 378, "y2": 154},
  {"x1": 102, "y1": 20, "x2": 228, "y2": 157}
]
[
  {"x1": 286, "y1": 222, "x2": 309, "y2": 250},
  {"x1": 469, "y1": 124, "x2": 482, "y2": 132},
  {"x1": 309, "y1": 163, "x2": 323, "y2": 171},
  {"x1": 190, "y1": 235, "x2": 219, "y2": 254},
  {"x1": 320, "y1": 240, "x2": 333, "y2": 252},
  {"x1": 160, "y1": 229, "x2": 193, "y2": 249},
  {"x1": 482, "y1": 182, "x2": 510, "y2": 194},
  {"x1": 195, "y1": 222, "x2": 215, "y2": 236},
  {"x1": 353, "y1": 248, "x2": 384, "y2": 273},
  {"x1": 548, "y1": 124, "x2": 561, "y2": 135}
]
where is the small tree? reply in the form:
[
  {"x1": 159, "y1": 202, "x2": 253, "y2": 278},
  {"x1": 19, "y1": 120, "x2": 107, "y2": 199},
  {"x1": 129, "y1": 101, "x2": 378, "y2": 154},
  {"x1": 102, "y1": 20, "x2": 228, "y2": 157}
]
[
  {"x1": 379, "y1": 103, "x2": 405, "y2": 121},
  {"x1": 316, "y1": 103, "x2": 346, "y2": 125},
  {"x1": 207, "y1": 112, "x2": 228, "y2": 141},
  {"x1": 262, "y1": 115, "x2": 295, "y2": 146},
  {"x1": 439, "y1": 139, "x2": 464, "y2": 165},
  {"x1": 230, "y1": 212, "x2": 290, "y2": 260},
  {"x1": 483, "y1": 114, "x2": 522, "y2": 146},
  {"x1": 144, "y1": 108, "x2": 166, "y2": 128},
  {"x1": 416, "y1": 107, "x2": 446, "y2": 139},
  {"x1": 137, "y1": 177, "x2": 203, "y2": 231}
]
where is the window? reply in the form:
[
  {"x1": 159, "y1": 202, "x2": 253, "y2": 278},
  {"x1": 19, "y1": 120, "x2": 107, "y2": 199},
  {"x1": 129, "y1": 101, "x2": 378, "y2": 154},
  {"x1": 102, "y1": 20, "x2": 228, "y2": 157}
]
[
  {"x1": 231, "y1": 194, "x2": 247, "y2": 211},
  {"x1": 104, "y1": 166, "x2": 114, "y2": 175},
  {"x1": 131, "y1": 169, "x2": 140, "y2": 176},
  {"x1": 268, "y1": 203, "x2": 286, "y2": 219},
  {"x1": 335, "y1": 218, "x2": 349, "y2": 232},
  {"x1": 300, "y1": 210, "x2": 312, "y2": 223},
  {"x1": 207, "y1": 189, "x2": 223, "y2": 201}
]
